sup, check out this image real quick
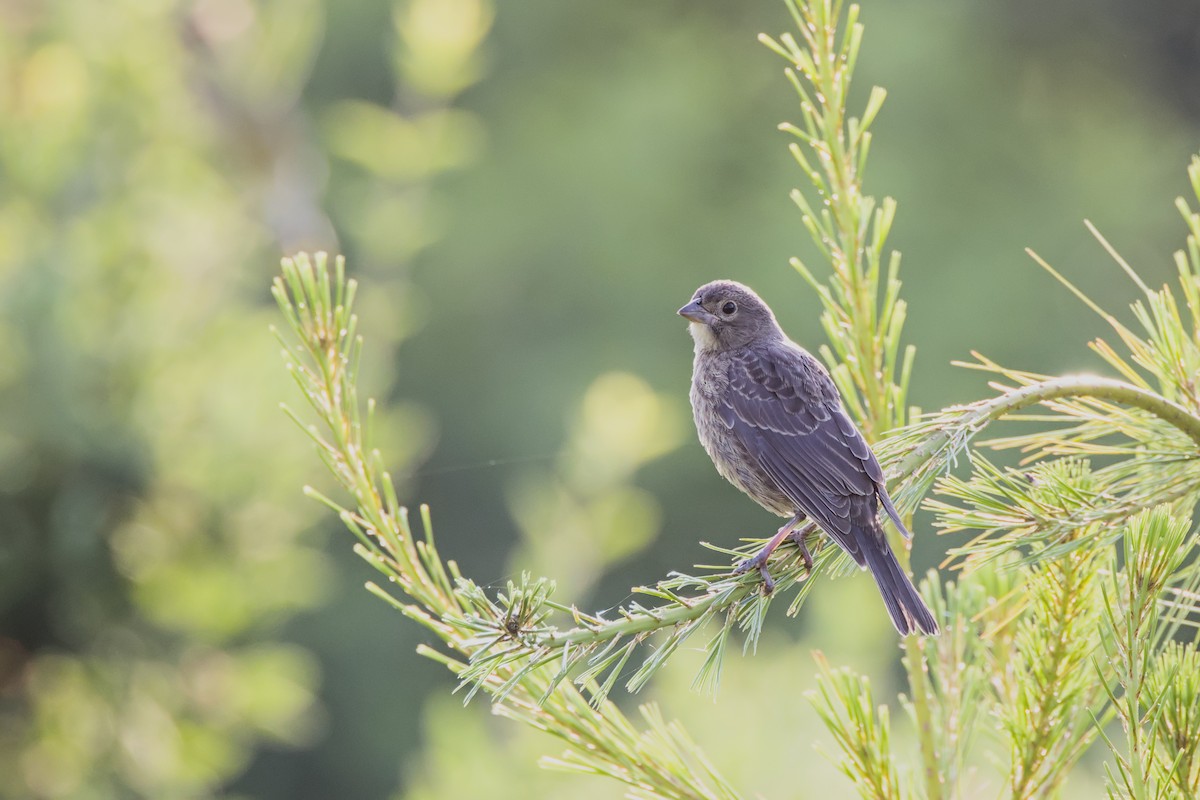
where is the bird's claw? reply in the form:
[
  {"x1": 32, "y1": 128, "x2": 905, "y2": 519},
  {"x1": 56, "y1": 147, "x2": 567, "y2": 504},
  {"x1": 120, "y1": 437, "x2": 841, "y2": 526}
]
[
  {"x1": 734, "y1": 553, "x2": 777, "y2": 594},
  {"x1": 788, "y1": 527, "x2": 816, "y2": 574}
]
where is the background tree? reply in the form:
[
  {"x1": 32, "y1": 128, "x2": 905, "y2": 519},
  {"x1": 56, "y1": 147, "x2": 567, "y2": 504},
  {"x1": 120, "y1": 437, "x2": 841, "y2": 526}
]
[{"x1": 2, "y1": 0, "x2": 1200, "y2": 798}]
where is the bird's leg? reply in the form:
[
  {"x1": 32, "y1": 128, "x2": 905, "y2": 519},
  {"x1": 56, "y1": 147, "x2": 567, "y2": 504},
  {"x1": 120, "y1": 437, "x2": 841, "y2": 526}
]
[
  {"x1": 786, "y1": 521, "x2": 819, "y2": 575},
  {"x1": 733, "y1": 513, "x2": 805, "y2": 593}
]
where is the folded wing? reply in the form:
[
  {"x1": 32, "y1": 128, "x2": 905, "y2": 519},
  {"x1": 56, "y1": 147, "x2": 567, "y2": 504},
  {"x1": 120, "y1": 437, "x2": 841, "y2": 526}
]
[{"x1": 717, "y1": 343, "x2": 903, "y2": 565}]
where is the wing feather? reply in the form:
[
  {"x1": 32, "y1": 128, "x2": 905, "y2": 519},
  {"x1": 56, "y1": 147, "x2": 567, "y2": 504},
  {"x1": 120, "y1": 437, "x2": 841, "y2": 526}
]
[{"x1": 719, "y1": 343, "x2": 900, "y2": 563}]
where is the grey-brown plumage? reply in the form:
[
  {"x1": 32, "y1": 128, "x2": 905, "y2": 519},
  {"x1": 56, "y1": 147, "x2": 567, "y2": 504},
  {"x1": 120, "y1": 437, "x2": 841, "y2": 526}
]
[{"x1": 679, "y1": 279, "x2": 938, "y2": 635}]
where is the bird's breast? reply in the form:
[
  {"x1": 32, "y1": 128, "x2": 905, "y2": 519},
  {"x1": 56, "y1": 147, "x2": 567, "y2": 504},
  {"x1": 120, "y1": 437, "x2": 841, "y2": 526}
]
[{"x1": 688, "y1": 353, "x2": 794, "y2": 518}]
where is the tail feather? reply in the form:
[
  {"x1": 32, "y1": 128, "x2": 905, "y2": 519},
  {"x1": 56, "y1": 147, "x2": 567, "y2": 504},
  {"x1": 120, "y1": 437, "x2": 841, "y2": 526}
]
[{"x1": 859, "y1": 529, "x2": 938, "y2": 635}]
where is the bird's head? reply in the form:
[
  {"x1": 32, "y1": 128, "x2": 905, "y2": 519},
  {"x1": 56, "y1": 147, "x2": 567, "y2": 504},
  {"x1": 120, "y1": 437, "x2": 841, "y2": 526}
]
[{"x1": 678, "y1": 280, "x2": 781, "y2": 351}]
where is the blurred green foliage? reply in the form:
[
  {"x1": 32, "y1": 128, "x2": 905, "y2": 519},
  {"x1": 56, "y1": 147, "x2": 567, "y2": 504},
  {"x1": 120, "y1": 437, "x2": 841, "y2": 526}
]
[{"x1": 1, "y1": 0, "x2": 1199, "y2": 798}]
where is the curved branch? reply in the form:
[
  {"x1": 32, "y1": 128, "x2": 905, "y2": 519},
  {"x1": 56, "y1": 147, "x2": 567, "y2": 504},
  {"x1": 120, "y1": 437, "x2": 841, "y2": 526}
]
[{"x1": 895, "y1": 375, "x2": 1200, "y2": 481}]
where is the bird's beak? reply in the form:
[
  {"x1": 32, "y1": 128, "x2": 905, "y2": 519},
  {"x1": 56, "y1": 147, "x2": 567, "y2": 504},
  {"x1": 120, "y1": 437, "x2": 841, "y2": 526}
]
[{"x1": 678, "y1": 300, "x2": 717, "y2": 325}]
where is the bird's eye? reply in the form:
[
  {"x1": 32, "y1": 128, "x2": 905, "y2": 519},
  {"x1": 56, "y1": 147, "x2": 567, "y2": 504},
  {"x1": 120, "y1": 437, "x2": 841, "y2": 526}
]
[{"x1": 721, "y1": 301, "x2": 737, "y2": 315}]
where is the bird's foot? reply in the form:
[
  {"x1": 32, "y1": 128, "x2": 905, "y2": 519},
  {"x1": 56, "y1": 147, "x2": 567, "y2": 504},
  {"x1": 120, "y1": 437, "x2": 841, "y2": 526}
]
[
  {"x1": 733, "y1": 551, "x2": 776, "y2": 594},
  {"x1": 733, "y1": 516, "x2": 810, "y2": 593},
  {"x1": 787, "y1": 523, "x2": 818, "y2": 576}
]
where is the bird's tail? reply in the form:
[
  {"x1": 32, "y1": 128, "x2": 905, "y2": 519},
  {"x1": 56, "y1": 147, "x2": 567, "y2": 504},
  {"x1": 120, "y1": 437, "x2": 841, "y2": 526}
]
[{"x1": 859, "y1": 529, "x2": 939, "y2": 635}]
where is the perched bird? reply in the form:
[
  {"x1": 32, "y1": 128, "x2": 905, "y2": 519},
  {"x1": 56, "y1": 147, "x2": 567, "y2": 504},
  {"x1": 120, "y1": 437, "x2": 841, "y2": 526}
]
[{"x1": 679, "y1": 279, "x2": 938, "y2": 635}]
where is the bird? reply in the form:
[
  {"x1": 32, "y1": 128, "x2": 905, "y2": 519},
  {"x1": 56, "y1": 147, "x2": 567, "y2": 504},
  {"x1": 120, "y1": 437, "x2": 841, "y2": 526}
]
[{"x1": 678, "y1": 279, "x2": 939, "y2": 635}]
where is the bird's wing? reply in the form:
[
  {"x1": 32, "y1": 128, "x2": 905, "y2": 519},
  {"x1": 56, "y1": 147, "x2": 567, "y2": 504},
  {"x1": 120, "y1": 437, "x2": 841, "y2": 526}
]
[{"x1": 718, "y1": 343, "x2": 895, "y2": 565}]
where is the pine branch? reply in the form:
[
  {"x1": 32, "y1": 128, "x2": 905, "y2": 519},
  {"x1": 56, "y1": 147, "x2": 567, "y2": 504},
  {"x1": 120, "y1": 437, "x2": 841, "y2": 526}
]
[
  {"x1": 881, "y1": 374, "x2": 1200, "y2": 561},
  {"x1": 809, "y1": 652, "x2": 905, "y2": 800},
  {"x1": 272, "y1": 253, "x2": 744, "y2": 800},
  {"x1": 1096, "y1": 506, "x2": 1193, "y2": 800},
  {"x1": 762, "y1": 0, "x2": 911, "y2": 442},
  {"x1": 1000, "y1": 540, "x2": 1107, "y2": 799},
  {"x1": 899, "y1": 571, "x2": 994, "y2": 800},
  {"x1": 1146, "y1": 642, "x2": 1200, "y2": 797}
]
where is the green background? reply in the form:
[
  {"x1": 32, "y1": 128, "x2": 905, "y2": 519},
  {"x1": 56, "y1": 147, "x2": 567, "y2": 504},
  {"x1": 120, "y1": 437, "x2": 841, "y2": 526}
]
[{"x1": 1, "y1": 0, "x2": 1198, "y2": 797}]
